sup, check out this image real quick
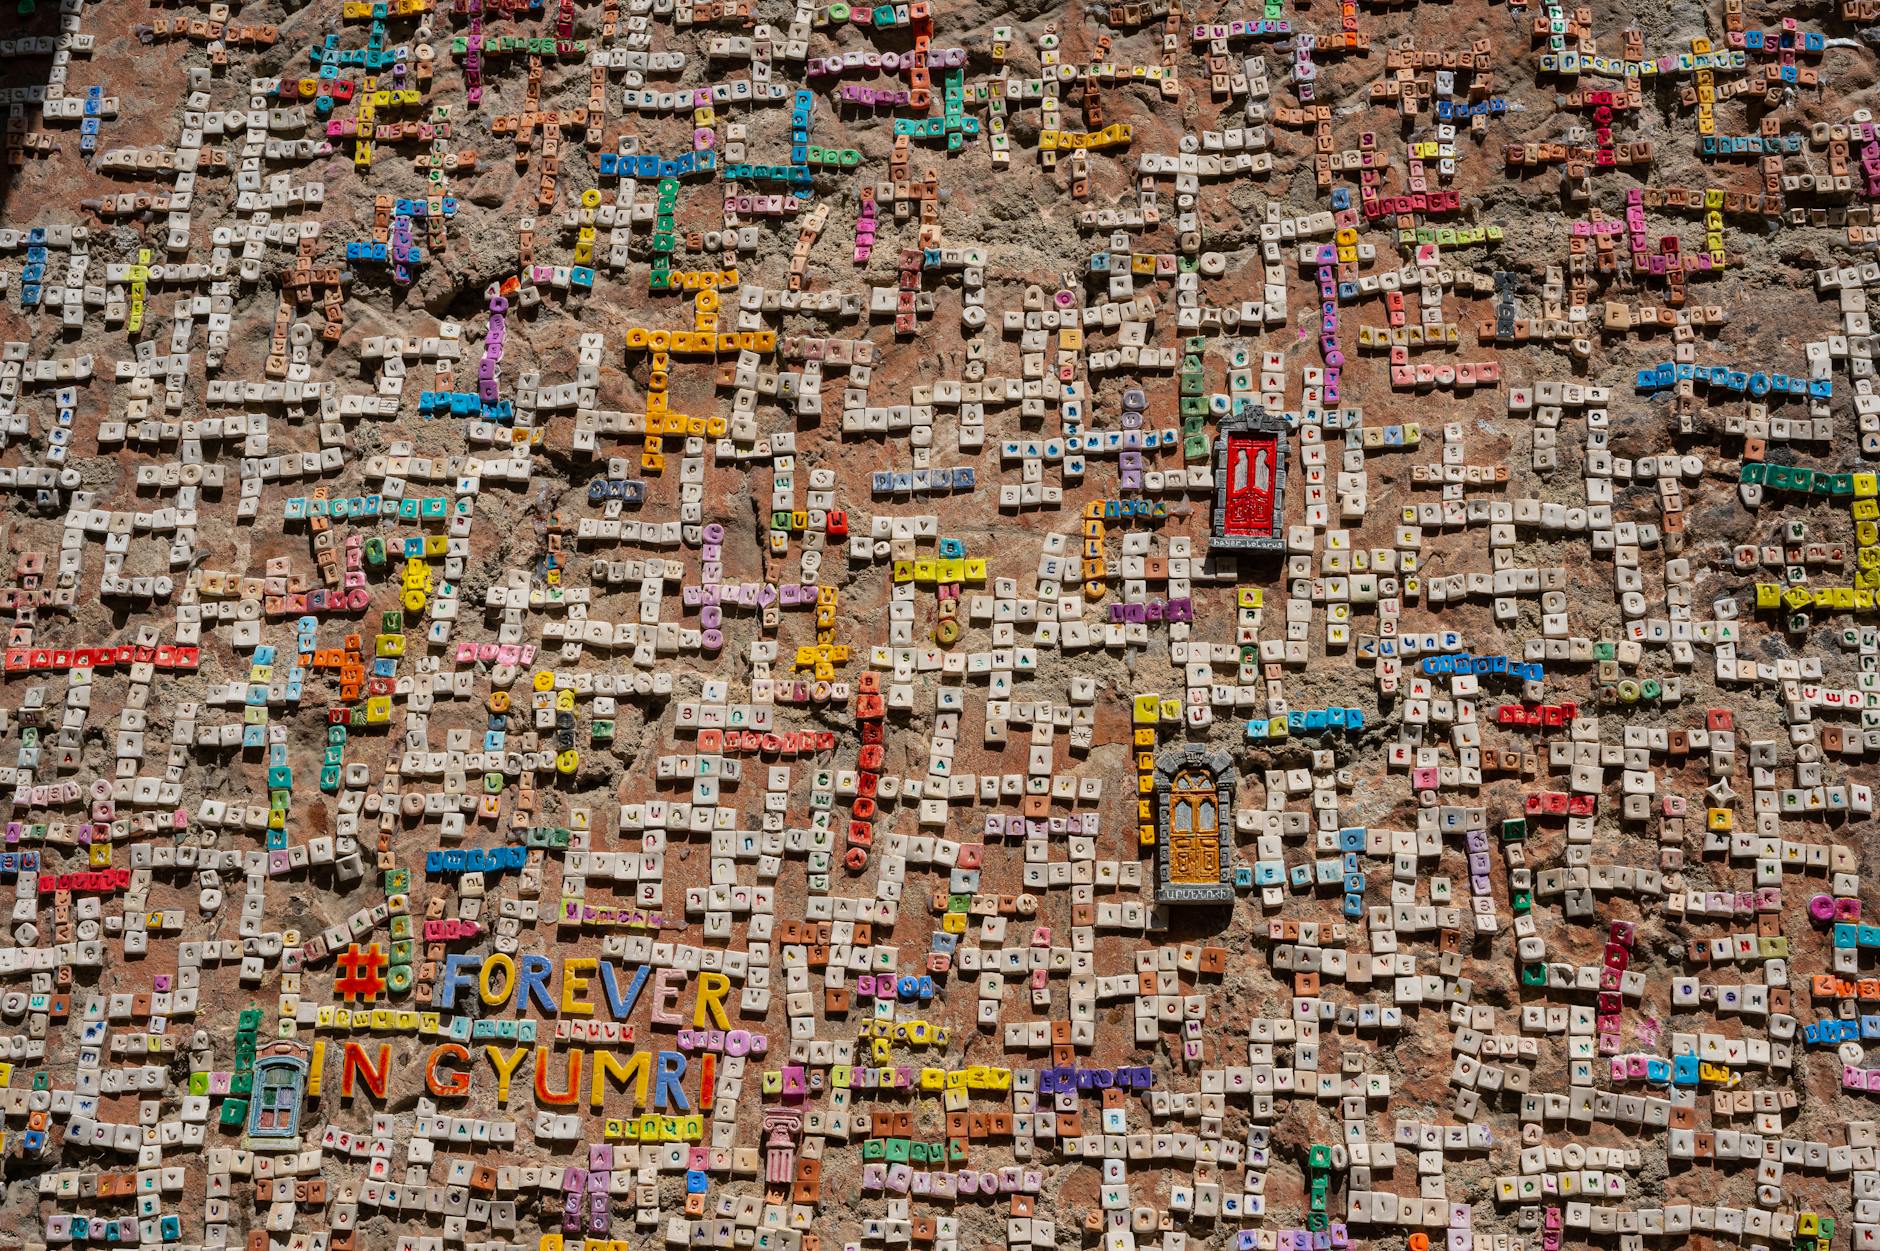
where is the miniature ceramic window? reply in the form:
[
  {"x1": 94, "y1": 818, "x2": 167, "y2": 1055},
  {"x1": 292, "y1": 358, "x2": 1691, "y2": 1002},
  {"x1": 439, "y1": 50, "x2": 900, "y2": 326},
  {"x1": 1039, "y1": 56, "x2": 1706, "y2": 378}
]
[{"x1": 249, "y1": 1057, "x2": 307, "y2": 1139}]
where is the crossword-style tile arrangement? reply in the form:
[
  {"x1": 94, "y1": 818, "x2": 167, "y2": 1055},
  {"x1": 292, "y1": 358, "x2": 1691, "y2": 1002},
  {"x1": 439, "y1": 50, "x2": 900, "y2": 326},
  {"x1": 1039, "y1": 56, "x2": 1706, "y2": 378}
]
[{"x1": 3, "y1": 0, "x2": 1880, "y2": 1245}]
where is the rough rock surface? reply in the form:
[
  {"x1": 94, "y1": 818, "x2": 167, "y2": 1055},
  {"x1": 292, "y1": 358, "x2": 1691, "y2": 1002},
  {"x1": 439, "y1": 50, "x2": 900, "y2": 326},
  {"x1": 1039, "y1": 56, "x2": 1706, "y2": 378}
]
[{"x1": 0, "y1": 0, "x2": 1876, "y2": 1248}]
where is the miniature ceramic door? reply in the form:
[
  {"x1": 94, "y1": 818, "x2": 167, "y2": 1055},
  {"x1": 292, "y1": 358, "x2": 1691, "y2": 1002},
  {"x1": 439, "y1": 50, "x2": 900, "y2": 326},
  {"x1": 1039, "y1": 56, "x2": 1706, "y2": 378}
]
[
  {"x1": 1221, "y1": 430, "x2": 1278, "y2": 541},
  {"x1": 1166, "y1": 767, "x2": 1221, "y2": 886}
]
